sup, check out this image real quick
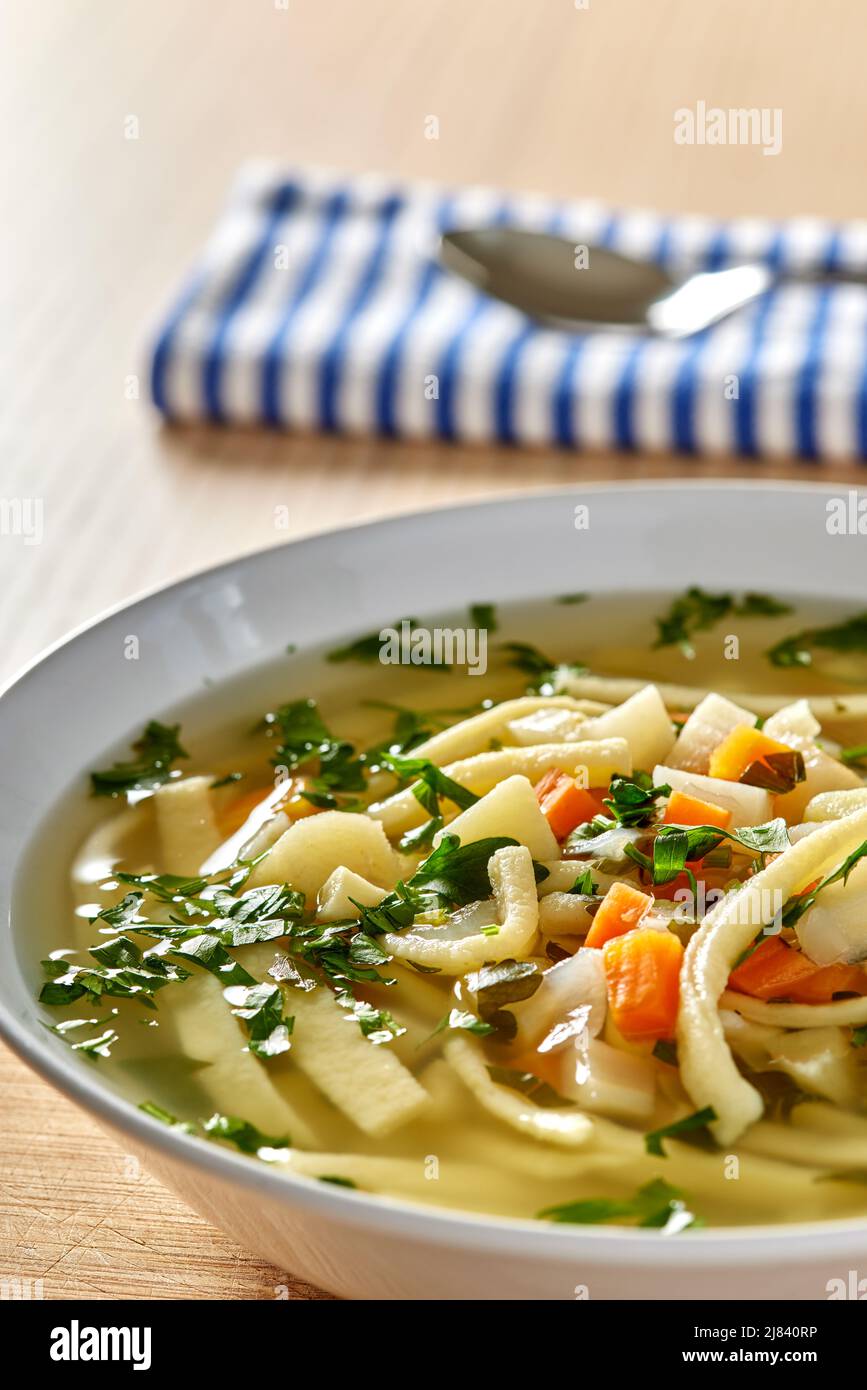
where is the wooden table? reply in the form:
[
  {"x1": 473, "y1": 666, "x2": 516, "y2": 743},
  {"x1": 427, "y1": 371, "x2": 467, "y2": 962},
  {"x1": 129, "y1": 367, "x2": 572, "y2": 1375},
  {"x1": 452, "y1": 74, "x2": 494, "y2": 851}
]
[{"x1": 3, "y1": 0, "x2": 866, "y2": 1301}]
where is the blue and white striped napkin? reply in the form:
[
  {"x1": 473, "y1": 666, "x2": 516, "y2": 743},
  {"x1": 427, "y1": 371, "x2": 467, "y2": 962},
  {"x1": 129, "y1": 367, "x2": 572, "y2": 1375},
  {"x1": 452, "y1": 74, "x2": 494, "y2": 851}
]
[{"x1": 149, "y1": 164, "x2": 867, "y2": 459}]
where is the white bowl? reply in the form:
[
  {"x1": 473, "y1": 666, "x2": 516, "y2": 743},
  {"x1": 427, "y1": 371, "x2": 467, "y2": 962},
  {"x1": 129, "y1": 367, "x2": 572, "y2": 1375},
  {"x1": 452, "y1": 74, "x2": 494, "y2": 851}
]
[{"x1": 3, "y1": 480, "x2": 867, "y2": 1301}]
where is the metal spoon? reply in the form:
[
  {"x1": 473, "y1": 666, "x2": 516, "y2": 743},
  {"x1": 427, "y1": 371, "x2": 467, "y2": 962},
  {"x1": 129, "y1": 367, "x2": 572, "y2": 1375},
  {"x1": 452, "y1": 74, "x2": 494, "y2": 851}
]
[{"x1": 439, "y1": 226, "x2": 841, "y2": 338}]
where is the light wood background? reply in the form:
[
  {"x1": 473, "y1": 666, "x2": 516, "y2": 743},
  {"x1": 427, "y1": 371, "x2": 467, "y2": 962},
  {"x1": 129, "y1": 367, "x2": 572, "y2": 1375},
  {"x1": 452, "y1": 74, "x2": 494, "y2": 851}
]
[{"x1": 2, "y1": 0, "x2": 866, "y2": 1301}]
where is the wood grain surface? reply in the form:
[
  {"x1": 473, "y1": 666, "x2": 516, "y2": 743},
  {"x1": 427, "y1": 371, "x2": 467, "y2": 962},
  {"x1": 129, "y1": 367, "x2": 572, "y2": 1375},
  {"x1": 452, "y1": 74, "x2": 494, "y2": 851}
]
[{"x1": 2, "y1": 0, "x2": 866, "y2": 1301}]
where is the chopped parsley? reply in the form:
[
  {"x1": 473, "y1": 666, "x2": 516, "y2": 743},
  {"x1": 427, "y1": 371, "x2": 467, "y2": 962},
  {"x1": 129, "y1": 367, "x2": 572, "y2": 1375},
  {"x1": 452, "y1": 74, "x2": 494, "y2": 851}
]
[
  {"x1": 624, "y1": 819, "x2": 790, "y2": 886},
  {"x1": 567, "y1": 868, "x2": 598, "y2": 896},
  {"x1": 382, "y1": 751, "x2": 479, "y2": 850},
  {"x1": 654, "y1": 588, "x2": 793, "y2": 658},
  {"x1": 469, "y1": 602, "x2": 498, "y2": 632},
  {"x1": 428, "y1": 1007, "x2": 495, "y2": 1040},
  {"x1": 539, "y1": 1177, "x2": 700, "y2": 1231},
  {"x1": 140, "y1": 1102, "x2": 291, "y2": 1155},
  {"x1": 326, "y1": 621, "x2": 417, "y2": 664},
  {"x1": 767, "y1": 611, "x2": 867, "y2": 669},
  {"x1": 603, "y1": 772, "x2": 672, "y2": 828},
  {"x1": 262, "y1": 698, "x2": 365, "y2": 799},
  {"x1": 645, "y1": 1106, "x2": 718, "y2": 1157},
  {"x1": 90, "y1": 721, "x2": 188, "y2": 797},
  {"x1": 781, "y1": 839, "x2": 867, "y2": 928},
  {"x1": 841, "y1": 742, "x2": 867, "y2": 768}
]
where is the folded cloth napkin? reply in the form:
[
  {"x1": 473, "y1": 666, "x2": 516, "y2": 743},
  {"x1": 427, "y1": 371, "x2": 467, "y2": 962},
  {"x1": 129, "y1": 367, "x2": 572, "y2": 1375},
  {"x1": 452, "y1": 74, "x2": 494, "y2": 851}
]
[{"x1": 149, "y1": 163, "x2": 867, "y2": 459}]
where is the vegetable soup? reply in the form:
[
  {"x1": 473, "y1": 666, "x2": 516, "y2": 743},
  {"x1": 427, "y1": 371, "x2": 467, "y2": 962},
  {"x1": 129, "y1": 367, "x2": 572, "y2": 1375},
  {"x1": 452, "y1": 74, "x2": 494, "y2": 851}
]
[{"x1": 24, "y1": 590, "x2": 867, "y2": 1230}]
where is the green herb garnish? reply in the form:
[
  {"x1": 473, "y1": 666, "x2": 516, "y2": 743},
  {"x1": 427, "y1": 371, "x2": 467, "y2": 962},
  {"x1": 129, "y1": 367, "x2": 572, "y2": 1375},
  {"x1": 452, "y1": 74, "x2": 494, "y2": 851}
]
[
  {"x1": 645, "y1": 1106, "x2": 718, "y2": 1157},
  {"x1": 90, "y1": 721, "x2": 188, "y2": 797},
  {"x1": 428, "y1": 1007, "x2": 495, "y2": 1040},
  {"x1": 781, "y1": 839, "x2": 867, "y2": 927},
  {"x1": 625, "y1": 819, "x2": 789, "y2": 886},
  {"x1": 767, "y1": 611, "x2": 867, "y2": 669},
  {"x1": 568, "y1": 868, "x2": 598, "y2": 896},
  {"x1": 469, "y1": 602, "x2": 498, "y2": 632},
  {"x1": 539, "y1": 1177, "x2": 699, "y2": 1231},
  {"x1": 655, "y1": 588, "x2": 792, "y2": 657},
  {"x1": 604, "y1": 772, "x2": 672, "y2": 828}
]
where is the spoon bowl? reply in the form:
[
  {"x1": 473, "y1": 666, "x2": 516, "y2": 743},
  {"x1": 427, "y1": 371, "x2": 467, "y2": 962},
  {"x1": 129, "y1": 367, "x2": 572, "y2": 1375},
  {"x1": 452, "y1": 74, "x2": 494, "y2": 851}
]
[{"x1": 440, "y1": 226, "x2": 773, "y2": 337}]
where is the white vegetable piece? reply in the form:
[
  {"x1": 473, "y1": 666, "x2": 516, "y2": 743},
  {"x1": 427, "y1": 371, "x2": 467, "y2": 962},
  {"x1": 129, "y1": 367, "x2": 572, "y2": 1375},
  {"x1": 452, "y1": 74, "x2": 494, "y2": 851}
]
[
  {"x1": 553, "y1": 1037, "x2": 656, "y2": 1122},
  {"x1": 762, "y1": 698, "x2": 822, "y2": 748},
  {"x1": 795, "y1": 859, "x2": 867, "y2": 965},
  {"x1": 580, "y1": 684, "x2": 675, "y2": 772},
  {"x1": 383, "y1": 844, "x2": 539, "y2": 974},
  {"x1": 506, "y1": 707, "x2": 590, "y2": 746},
  {"x1": 774, "y1": 747, "x2": 863, "y2": 824},
  {"x1": 434, "y1": 775, "x2": 559, "y2": 859},
  {"x1": 787, "y1": 822, "x2": 825, "y2": 843},
  {"x1": 769, "y1": 1026, "x2": 858, "y2": 1107},
  {"x1": 537, "y1": 893, "x2": 598, "y2": 937},
  {"x1": 247, "y1": 811, "x2": 398, "y2": 897},
  {"x1": 668, "y1": 692, "x2": 756, "y2": 774},
  {"x1": 536, "y1": 860, "x2": 621, "y2": 897},
  {"x1": 653, "y1": 763, "x2": 773, "y2": 828},
  {"x1": 154, "y1": 776, "x2": 222, "y2": 874},
  {"x1": 286, "y1": 985, "x2": 431, "y2": 1136},
  {"x1": 509, "y1": 946, "x2": 607, "y2": 1049},
  {"x1": 317, "y1": 866, "x2": 388, "y2": 922},
  {"x1": 805, "y1": 788, "x2": 867, "y2": 823},
  {"x1": 722, "y1": 1011, "x2": 857, "y2": 1107}
]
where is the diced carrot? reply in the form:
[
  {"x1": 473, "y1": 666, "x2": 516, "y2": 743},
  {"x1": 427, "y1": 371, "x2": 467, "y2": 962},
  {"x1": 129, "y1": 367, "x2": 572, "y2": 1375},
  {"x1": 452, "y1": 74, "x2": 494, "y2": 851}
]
[
  {"x1": 728, "y1": 936, "x2": 821, "y2": 1001},
  {"x1": 585, "y1": 881, "x2": 653, "y2": 949},
  {"x1": 787, "y1": 962, "x2": 867, "y2": 1004},
  {"x1": 533, "y1": 771, "x2": 607, "y2": 839},
  {"x1": 663, "y1": 788, "x2": 731, "y2": 830},
  {"x1": 534, "y1": 768, "x2": 564, "y2": 802},
  {"x1": 603, "y1": 928, "x2": 684, "y2": 1042},
  {"x1": 217, "y1": 786, "x2": 270, "y2": 836},
  {"x1": 707, "y1": 725, "x2": 794, "y2": 783}
]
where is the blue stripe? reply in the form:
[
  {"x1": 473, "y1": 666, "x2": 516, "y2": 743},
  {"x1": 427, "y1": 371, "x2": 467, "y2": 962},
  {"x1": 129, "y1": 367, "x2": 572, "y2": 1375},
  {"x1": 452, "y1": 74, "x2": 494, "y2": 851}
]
[
  {"x1": 318, "y1": 194, "x2": 403, "y2": 431},
  {"x1": 150, "y1": 270, "x2": 206, "y2": 417},
  {"x1": 611, "y1": 221, "x2": 673, "y2": 451},
  {"x1": 202, "y1": 182, "x2": 299, "y2": 423},
  {"x1": 493, "y1": 208, "x2": 565, "y2": 444},
  {"x1": 261, "y1": 189, "x2": 351, "y2": 427},
  {"x1": 548, "y1": 213, "x2": 621, "y2": 447},
  {"x1": 733, "y1": 229, "x2": 786, "y2": 456},
  {"x1": 794, "y1": 283, "x2": 836, "y2": 459},
  {"x1": 551, "y1": 338, "x2": 588, "y2": 447},
  {"x1": 856, "y1": 313, "x2": 867, "y2": 458},
  {"x1": 375, "y1": 196, "x2": 455, "y2": 435},
  {"x1": 822, "y1": 226, "x2": 844, "y2": 274},
  {"x1": 434, "y1": 203, "x2": 511, "y2": 440},
  {"x1": 669, "y1": 228, "x2": 730, "y2": 453}
]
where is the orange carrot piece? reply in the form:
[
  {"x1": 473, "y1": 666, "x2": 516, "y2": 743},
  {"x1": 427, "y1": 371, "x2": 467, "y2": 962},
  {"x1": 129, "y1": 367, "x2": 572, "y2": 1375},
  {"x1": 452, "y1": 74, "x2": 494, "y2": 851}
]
[
  {"x1": 217, "y1": 786, "x2": 270, "y2": 837},
  {"x1": 603, "y1": 928, "x2": 684, "y2": 1042},
  {"x1": 533, "y1": 771, "x2": 606, "y2": 839},
  {"x1": 663, "y1": 788, "x2": 731, "y2": 830},
  {"x1": 728, "y1": 937, "x2": 819, "y2": 1001},
  {"x1": 785, "y1": 961, "x2": 867, "y2": 1004},
  {"x1": 707, "y1": 725, "x2": 794, "y2": 783},
  {"x1": 585, "y1": 881, "x2": 653, "y2": 950}
]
